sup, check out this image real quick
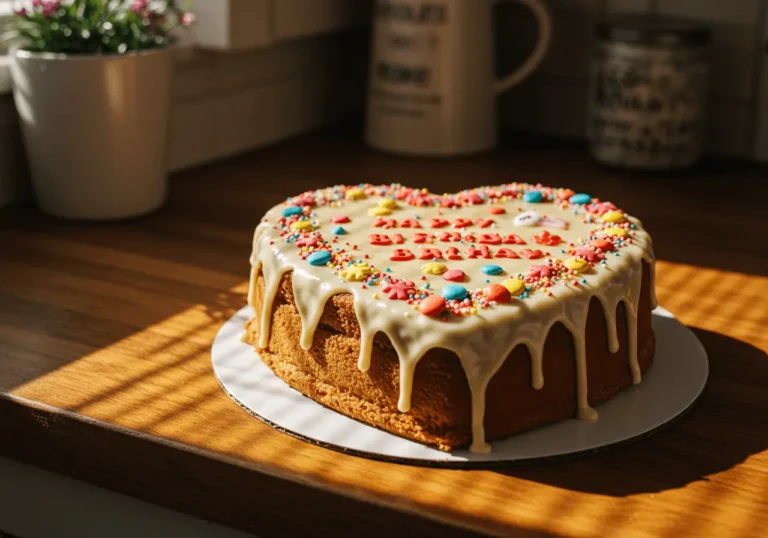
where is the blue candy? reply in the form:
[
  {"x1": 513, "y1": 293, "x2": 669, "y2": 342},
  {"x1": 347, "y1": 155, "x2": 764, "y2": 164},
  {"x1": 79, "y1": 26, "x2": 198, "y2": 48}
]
[
  {"x1": 331, "y1": 225, "x2": 347, "y2": 235},
  {"x1": 523, "y1": 190, "x2": 543, "y2": 203},
  {"x1": 442, "y1": 284, "x2": 468, "y2": 301},
  {"x1": 481, "y1": 264, "x2": 503, "y2": 276},
  {"x1": 282, "y1": 206, "x2": 304, "y2": 217},
  {"x1": 307, "y1": 251, "x2": 332, "y2": 266},
  {"x1": 569, "y1": 193, "x2": 591, "y2": 205}
]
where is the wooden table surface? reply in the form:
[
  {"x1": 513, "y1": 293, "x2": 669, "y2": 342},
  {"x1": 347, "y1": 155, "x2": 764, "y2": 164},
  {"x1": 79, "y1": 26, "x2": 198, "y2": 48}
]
[{"x1": 1, "y1": 127, "x2": 767, "y2": 538}]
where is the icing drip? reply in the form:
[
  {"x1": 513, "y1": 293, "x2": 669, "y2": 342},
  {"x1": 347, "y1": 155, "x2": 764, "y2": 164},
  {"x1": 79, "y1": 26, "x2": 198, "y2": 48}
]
[{"x1": 247, "y1": 184, "x2": 656, "y2": 453}]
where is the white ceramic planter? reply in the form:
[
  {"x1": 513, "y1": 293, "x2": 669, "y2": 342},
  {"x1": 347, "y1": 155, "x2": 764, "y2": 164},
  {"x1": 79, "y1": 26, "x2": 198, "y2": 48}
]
[{"x1": 10, "y1": 48, "x2": 172, "y2": 220}]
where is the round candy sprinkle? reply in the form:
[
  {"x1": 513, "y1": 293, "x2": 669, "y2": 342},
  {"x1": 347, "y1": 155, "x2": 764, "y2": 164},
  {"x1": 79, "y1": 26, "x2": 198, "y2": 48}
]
[
  {"x1": 419, "y1": 295, "x2": 447, "y2": 317},
  {"x1": 488, "y1": 206, "x2": 506, "y2": 215},
  {"x1": 369, "y1": 206, "x2": 391, "y2": 216},
  {"x1": 331, "y1": 215, "x2": 350, "y2": 224},
  {"x1": 290, "y1": 220, "x2": 314, "y2": 232},
  {"x1": 442, "y1": 284, "x2": 468, "y2": 301},
  {"x1": 523, "y1": 190, "x2": 543, "y2": 203},
  {"x1": 421, "y1": 262, "x2": 448, "y2": 275},
  {"x1": 484, "y1": 283, "x2": 511, "y2": 304},
  {"x1": 378, "y1": 198, "x2": 399, "y2": 209},
  {"x1": 564, "y1": 257, "x2": 589, "y2": 273},
  {"x1": 588, "y1": 239, "x2": 615, "y2": 252},
  {"x1": 601, "y1": 210, "x2": 626, "y2": 223},
  {"x1": 282, "y1": 206, "x2": 304, "y2": 217},
  {"x1": 307, "y1": 251, "x2": 332, "y2": 266},
  {"x1": 331, "y1": 225, "x2": 347, "y2": 235},
  {"x1": 346, "y1": 188, "x2": 366, "y2": 200},
  {"x1": 443, "y1": 269, "x2": 466, "y2": 282},
  {"x1": 513, "y1": 210, "x2": 541, "y2": 227},
  {"x1": 500, "y1": 278, "x2": 526, "y2": 296},
  {"x1": 569, "y1": 193, "x2": 591, "y2": 205},
  {"x1": 604, "y1": 226, "x2": 628, "y2": 237},
  {"x1": 481, "y1": 264, "x2": 504, "y2": 276}
]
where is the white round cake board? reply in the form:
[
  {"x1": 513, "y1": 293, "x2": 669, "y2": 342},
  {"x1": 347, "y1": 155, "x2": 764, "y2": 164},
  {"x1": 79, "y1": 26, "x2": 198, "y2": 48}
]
[{"x1": 212, "y1": 306, "x2": 708, "y2": 466}]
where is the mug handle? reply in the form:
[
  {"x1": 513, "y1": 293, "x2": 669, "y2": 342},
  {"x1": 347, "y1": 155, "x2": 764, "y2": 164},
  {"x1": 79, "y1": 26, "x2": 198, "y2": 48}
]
[{"x1": 493, "y1": 0, "x2": 552, "y2": 94}]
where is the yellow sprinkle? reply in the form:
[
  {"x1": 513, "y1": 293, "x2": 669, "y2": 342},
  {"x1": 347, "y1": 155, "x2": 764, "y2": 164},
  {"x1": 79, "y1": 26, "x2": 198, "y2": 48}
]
[
  {"x1": 373, "y1": 293, "x2": 379, "y2": 299},
  {"x1": 378, "y1": 198, "x2": 399, "y2": 210},
  {"x1": 346, "y1": 188, "x2": 366, "y2": 200},
  {"x1": 500, "y1": 278, "x2": 525, "y2": 296},
  {"x1": 369, "y1": 206, "x2": 392, "y2": 216},
  {"x1": 340, "y1": 263, "x2": 373, "y2": 282},
  {"x1": 564, "y1": 257, "x2": 589, "y2": 273},
  {"x1": 421, "y1": 262, "x2": 448, "y2": 275},
  {"x1": 604, "y1": 226, "x2": 628, "y2": 237},
  {"x1": 601, "y1": 210, "x2": 626, "y2": 223},
  {"x1": 290, "y1": 220, "x2": 314, "y2": 232}
]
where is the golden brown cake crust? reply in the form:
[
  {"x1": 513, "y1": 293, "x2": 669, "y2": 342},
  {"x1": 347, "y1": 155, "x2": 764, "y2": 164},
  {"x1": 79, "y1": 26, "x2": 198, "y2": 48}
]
[{"x1": 245, "y1": 261, "x2": 655, "y2": 452}]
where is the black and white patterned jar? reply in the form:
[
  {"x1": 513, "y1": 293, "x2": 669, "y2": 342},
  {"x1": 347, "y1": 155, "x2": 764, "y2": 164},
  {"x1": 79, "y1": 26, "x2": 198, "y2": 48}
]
[{"x1": 588, "y1": 16, "x2": 712, "y2": 170}]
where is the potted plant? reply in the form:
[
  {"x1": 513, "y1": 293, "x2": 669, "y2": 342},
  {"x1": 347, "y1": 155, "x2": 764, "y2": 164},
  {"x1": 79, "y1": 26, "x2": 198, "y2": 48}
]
[{"x1": 4, "y1": 0, "x2": 194, "y2": 220}]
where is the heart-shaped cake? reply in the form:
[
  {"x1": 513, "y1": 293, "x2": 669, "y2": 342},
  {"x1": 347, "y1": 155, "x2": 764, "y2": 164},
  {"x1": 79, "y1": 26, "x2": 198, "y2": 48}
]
[{"x1": 245, "y1": 183, "x2": 656, "y2": 453}]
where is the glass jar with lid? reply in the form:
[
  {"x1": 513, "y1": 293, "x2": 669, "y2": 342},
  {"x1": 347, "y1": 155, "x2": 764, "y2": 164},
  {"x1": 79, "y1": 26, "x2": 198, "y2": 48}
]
[{"x1": 587, "y1": 16, "x2": 712, "y2": 170}]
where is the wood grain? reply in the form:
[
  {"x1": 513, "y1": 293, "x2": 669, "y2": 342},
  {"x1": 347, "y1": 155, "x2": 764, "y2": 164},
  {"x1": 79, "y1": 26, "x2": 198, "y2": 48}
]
[{"x1": 1, "y1": 127, "x2": 766, "y2": 538}]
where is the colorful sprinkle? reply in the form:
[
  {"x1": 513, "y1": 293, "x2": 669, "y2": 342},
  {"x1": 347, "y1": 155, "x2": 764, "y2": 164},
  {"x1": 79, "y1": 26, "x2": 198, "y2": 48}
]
[
  {"x1": 443, "y1": 269, "x2": 466, "y2": 282},
  {"x1": 523, "y1": 190, "x2": 543, "y2": 203},
  {"x1": 500, "y1": 278, "x2": 526, "y2": 296},
  {"x1": 601, "y1": 210, "x2": 626, "y2": 223},
  {"x1": 484, "y1": 283, "x2": 511, "y2": 304},
  {"x1": 604, "y1": 226, "x2": 628, "y2": 237},
  {"x1": 421, "y1": 262, "x2": 448, "y2": 275},
  {"x1": 481, "y1": 264, "x2": 504, "y2": 276},
  {"x1": 569, "y1": 193, "x2": 591, "y2": 205},
  {"x1": 307, "y1": 250, "x2": 332, "y2": 266},
  {"x1": 331, "y1": 225, "x2": 347, "y2": 235},
  {"x1": 290, "y1": 220, "x2": 314, "y2": 232},
  {"x1": 331, "y1": 215, "x2": 350, "y2": 224},
  {"x1": 419, "y1": 295, "x2": 447, "y2": 317},
  {"x1": 564, "y1": 257, "x2": 589, "y2": 273},
  {"x1": 442, "y1": 284, "x2": 468, "y2": 301},
  {"x1": 282, "y1": 206, "x2": 304, "y2": 217}
]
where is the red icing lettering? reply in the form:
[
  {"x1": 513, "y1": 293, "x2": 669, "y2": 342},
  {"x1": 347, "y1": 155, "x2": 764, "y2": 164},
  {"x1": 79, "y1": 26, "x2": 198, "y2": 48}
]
[
  {"x1": 374, "y1": 217, "x2": 397, "y2": 229},
  {"x1": 495, "y1": 248, "x2": 520, "y2": 259},
  {"x1": 532, "y1": 231, "x2": 562, "y2": 246},
  {"x1": 475, "y1": 218, "x2": 494, "y2": 229},
  {"x1": 453, "y1": 218, "x2": 472, "y2": 228},
  {"x1": 369, "y1": 233, "x2": 391, "y2": 246},
  {"x1": 502, "y1": 234, "x2": 526, "y2": 245},
  {"x1": 413, "y1": 232, "x2": 434, "y2": 244},
  {"x1": 463, "y1": 233, "x2": 477, "y2": 242},
  {"x1": 466, "y1": 245, "x2": 492, "y2": 259},
  {"x1": 419, "y1": 248, "x2": 444, "y2": 260},
  {"x1": 479, "y1": 233, "x2": 502, "y2": 245},
  {"x1": 391, "y1": 248, "x2": 415, "y2": 261},
  {"x1": 393, "y1": 233, "x2": 404, "y2": 244},
  {"x1": 400, "y1": 219, "x2": 422, "y2": 229},
  {"x1": 520, "y1": 249, "x2": 545, "y2": 260},
  {"x1": 445, "y1": 247, "x2": 463, "y2": 260},
  {"x1": 439, "y1": 231, "x2": 461, "y2": 242},
  {"x1": 429, "y1": 218, "x2": 450, "y2": 228}
]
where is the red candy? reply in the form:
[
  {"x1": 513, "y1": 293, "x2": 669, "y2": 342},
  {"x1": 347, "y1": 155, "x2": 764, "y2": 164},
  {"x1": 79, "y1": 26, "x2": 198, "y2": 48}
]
[
  {"x1": 383, "y1": 281, "x2": 415, "y2": 300},
  {"x1": 532, "y1": 231, "x2": 562, "y2": 246},
  {"x1": 419, "y1": 295, "x2": 448, "y2": 317},
  {"x1": 488, "y1": 206, "x2": 506, "y2": 215},
  {"x1": 529, "y1": 265, "x2": 553, "y2": 278},
  {"x1": 484, "y1": 284, "x2": 511, "y2": 304},
  {"x1": 443, "y1": 269, "x2": 466, "y2": 282},
  {"x1": 331, "y1": 215, "x2": 350, "y2": 224},
  {"x1": 558, "y1": 189, "x2": 576, "y2": 200},
  {"x1": 588, "y1": 239, "x2": 615, "y2": 252}
]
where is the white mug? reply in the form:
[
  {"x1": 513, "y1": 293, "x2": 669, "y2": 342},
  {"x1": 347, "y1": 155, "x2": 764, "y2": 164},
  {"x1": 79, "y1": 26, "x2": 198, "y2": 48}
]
[{"x1": 366, "y1": 0, "x2": 552, "y2": 156}]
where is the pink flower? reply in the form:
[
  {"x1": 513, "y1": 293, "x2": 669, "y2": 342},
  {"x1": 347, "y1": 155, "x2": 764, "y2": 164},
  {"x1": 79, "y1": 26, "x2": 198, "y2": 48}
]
[
  {"x1": 32, "y1": 0, "x2": 43, "y2": 7},
  {"x1": 131, "y1": 0, "x2": 148, "y2": 14},
  {"x1": 41, "y1": 1, "x2": 60, "y2": 17},
  {"x1": 14, "y1": 7, "x2": 27, "y2": 16},
  {"x1": 181, "y1": 12, "x2": 195, "y2": 25}
]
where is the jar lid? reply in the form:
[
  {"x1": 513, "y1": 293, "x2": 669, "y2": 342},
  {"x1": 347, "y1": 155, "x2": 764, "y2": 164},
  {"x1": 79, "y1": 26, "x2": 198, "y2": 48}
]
[{"x1": 597, "y1": 15, "x2": 712, "y2": 47}]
